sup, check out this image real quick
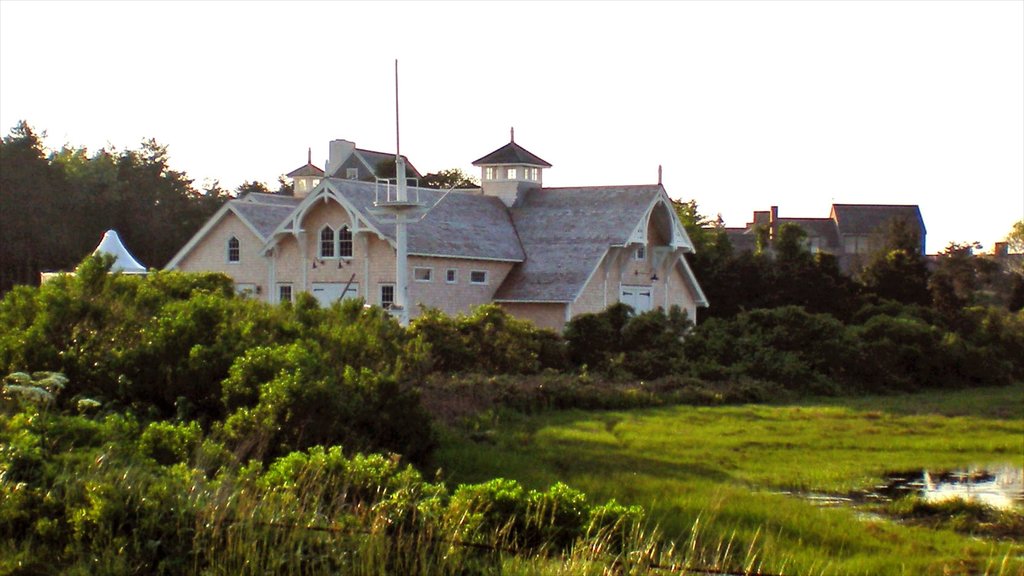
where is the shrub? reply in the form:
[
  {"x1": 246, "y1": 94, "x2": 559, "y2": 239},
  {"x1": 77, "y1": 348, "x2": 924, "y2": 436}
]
[
  {"x1": 682, "y1": 306, "x2": 852, "y2": 393},
  {"x1": 411, "y1": 304, "x2": 568, "y2": 375}
]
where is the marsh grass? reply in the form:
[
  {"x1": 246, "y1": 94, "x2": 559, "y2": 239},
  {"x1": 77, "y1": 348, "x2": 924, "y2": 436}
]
[{"x1": 435, "y1": 383, "x2": 1024, "y2": 575}]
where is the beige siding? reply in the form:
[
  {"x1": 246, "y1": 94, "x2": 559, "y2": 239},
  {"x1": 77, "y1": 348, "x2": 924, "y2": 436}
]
[
  {"x1": 498, "y1": 303, "x2": 567, "y2": 332},
  {"x1": 407, "y1": 257, "x2": 513, "y2": 318},
  {"x1": 571, "y1": 247, "x2": 699, "y2": 323},
  {"x1": 177, "y1": 213, "x2": 268, "y2": 292}
]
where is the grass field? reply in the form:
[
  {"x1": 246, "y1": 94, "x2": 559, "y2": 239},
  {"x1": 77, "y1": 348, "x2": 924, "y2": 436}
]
[{"x1": 435, "y1": 383, "x2": 1024, "y2": 575}]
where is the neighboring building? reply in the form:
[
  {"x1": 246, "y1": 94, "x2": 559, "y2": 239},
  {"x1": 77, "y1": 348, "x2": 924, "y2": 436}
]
[
  {"x1": 166, "y1": 136, "x2": 708, "y2": 330},
  {"x1": 724, "y1": 204, "x2": 926, "y2": 273}
]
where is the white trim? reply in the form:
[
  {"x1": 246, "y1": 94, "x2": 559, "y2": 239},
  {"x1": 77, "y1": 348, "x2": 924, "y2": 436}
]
[
  {"x1": 413, "y1": 266, "x2": 433, "y2": 282},
  {"x1": 445, "y1": 268, "x2": 458, "y2": 284},
  {"x1": 569, "y1": 247, "x2": 611, "y2": 306},
  {"x1": 493, "y1": 299, "x2": 571, "y2": 304},
  {"x1": 166, "y1": 202, "x2": 267, "y2": 269},
  {"x1": 226, "y1": 236, "x2": 241, "y2": 264},
  {"x1": 378, "y1": 283, "x2": 396, "y2": 309},
  {"x1": 675, "y1": 255, "x2": 709, "y2": 307},
  {"x1": 469, "y1": 270, "x2": 489, "y2": 285},
  {"x1": 277, "y1": 283, "x2": 293, "y2": 304},
  {"x1": 318, "y1": 224, "x2": 336, "y2": 258},
  {"x1": 407, "y1": 252, "x2": 524, "y2": 263},
  {"x1": 263, "y1": 180, "x2": 386, "y2": 254}
]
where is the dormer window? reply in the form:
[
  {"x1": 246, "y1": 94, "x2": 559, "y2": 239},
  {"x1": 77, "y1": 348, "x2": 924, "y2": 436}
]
[
  {"x1": 339, "y1": 225, "x2": 353, "y2": 258},
  {"x1": 319, "y1": 226, "x2": 335, "y2": 258},
  {"x1": 346, "y1": 168, "x2": 358, "y2": 179},
  {"x1": 227, "y1": 237, "x2": 240, "y2": 263}
]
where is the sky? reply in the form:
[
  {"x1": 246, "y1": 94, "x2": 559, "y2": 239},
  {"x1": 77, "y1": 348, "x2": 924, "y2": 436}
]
[{"x1": 1, "y1": 0, "x2": 1021, "y2": 254}]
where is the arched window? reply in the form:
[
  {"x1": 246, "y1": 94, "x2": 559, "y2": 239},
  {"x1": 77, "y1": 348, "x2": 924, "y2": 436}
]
[
  {"x1": 227, "y1": 236, "x2": 240, "y2": 263},
  {"x1": 339, "y1": 225, "x2": 353, "y2": 258},
  {"x1": 319, "y1": 226, "x2": 335, "y2": 258}
]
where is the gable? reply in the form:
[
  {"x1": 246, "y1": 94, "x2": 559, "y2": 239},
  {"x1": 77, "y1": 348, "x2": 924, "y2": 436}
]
[
  {"x1": 495, "y1": 185, "x2": 669, "y2": 302},
  {"x1": 266, "y1": 179, "x2": 524, "y2": 262},
  {"x1": 166, "y1": 195, "x2": 296, "y2": 269}
]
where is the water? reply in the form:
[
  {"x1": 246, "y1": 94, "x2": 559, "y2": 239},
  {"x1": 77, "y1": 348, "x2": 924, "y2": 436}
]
[
  {"x1": 878, "y1": 465, "x2": 1024, "y2": 510},
  {"x1": 775, "y1": 464, "x2": 1024, "y2": 511}
]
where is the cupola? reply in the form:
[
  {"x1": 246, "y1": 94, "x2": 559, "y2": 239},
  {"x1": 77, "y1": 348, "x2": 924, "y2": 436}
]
[
  {"x1": 472, "y1": 128, "x2": 551, "y2": 206},
  {"x1": 285, "y1": 148, "x2": 325, "y2": 198}
]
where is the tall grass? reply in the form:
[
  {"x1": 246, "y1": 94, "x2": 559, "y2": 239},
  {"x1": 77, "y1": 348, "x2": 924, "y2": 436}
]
[{"x1": 435, "y1": 383, "x2": 1024, "y2": 575}]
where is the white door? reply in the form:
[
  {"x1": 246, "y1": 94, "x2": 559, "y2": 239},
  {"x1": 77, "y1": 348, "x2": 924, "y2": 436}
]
[
  {"x1": 620, "y1": 285, "x2": 653, "y2": 313},
  {"x1": 311, "y1": 282, "x2": 359, "y2": 306}
]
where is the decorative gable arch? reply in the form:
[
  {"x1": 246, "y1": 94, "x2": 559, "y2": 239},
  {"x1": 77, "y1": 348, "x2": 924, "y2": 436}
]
[
  {"x1": 626, "y1": 193, "x2": 695, "y2": 252},
  {"x1": 263, "y1": 180, "x2": 391, "y2": 253}
]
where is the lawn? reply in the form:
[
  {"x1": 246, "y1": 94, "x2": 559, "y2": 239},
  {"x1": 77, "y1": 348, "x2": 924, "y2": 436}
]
[{"x1": 435, "y1": 383, "x2": 1024, "y2": 575}]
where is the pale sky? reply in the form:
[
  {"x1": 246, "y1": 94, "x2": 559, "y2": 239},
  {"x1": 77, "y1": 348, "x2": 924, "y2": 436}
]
[{"x1": 2, "y1": 0, "x2": 1021, "y2": 254}]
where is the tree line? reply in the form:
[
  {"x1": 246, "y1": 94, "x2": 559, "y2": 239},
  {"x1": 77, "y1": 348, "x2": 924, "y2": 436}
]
[{"x1": 0, "y1": 122, "x2": 479, "y2": 294}]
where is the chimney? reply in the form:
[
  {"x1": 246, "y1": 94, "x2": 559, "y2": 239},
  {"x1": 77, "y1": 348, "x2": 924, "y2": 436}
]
[
  {"x1": 994, "y1": 242, "x2": 1009, "y2": 257},
  {"x1": 326, "y1": 139, "x2": 356, "y2": 177},
  {"x1": 770, "y1": 206, "x2": 779, "y2": 240}
]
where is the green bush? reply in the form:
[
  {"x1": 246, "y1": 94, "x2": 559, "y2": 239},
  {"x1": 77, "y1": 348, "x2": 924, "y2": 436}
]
[
  {"x1": 563, "y1": 304, "x2": 690, "y2": 379},
  {"x1": 410, "y1": 304, "x2": 568, "y2": 375},
  {"x1": 138, "y1": 420, "x2": 202, "y2": 466},
  {"x1": 682, "y1": 306, "x2": 852, "y2": 393}
]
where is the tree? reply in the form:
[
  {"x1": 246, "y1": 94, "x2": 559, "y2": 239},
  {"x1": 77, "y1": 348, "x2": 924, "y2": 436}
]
[
  {"x1": 1007, "y1": 219, "x2": 1024, "y2": 254},
  {"x1": 419, "y1": 168, "x2": 478, "y2": 189},
  {"x1": 859, "y1": 217, "x2": 931, "y2": 306},
  {"x1": 0, "y1": 123, "x2": 229, "y2": 292},
  {"x1": 235, "y1": 180, "x2": 271, "y2": 196},
  {"x1": 929, "y1": 241, "x2": 990, "y2": 318},
  {"x1": 0, "y1": 122, "x2": 67, "y2": 291}
]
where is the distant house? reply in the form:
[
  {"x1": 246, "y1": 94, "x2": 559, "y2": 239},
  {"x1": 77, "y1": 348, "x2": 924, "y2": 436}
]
[
  {"x1": 724, "y1": 204, "x2": 926, "y2": 273},
  {"x1": 166, "y1": 136, "x2": 708, "y2": 330}
]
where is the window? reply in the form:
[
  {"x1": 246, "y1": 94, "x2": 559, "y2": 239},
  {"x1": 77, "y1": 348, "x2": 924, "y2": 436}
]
[
  {"x1": 485, "y1": 167, "x2": 494, "y2": 180},
  {"x1": 635, "y1": 245, "x2": 646, "y2": 260},
  {"x1": 506, "y1": 167, "x2": 516, "y2": 179},
  {"x1": 227, "y1": 237, "x2": 240, "y2": 263},
  {"x1": 339, "y1": 226, "x2": 353, "y2": 258},
  {"x1": 470, "y1": 270, "x2": 488, "y2": 285},
  {"x1": 527, "y1": 167, "x2": 538, "y2": 180},
  {"x1": 414, "y1": 267, "x2": 433, "y2": 282},
  {"x1": 278, "y1": 284, "x2": 293, "y2": 303},
  {"x1": 346, "y1": 167, "x2": 358, "y2": 179},
  {"x1": 320, "y1": 226, "x2": 335, "y2": 258},
  {"x1": 844, "y1": 235, "x2": 869, "y2": 254},
  {"x1": 446, "y1": 269, "x2": 457, "y2": 284},
  {"x1": 380, "y1": 284, "x2": 395, "y2": 309}
]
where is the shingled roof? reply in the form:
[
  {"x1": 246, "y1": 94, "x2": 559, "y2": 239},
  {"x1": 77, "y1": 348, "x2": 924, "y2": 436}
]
[
  {"x1": 286, "y1": 162, "x2": 325, "y2": 178},
  {"x1": 328, "y1": 149, "x2": 422, "y2": 179},
  {"x1": 831, "y1": 204, "x2": 925, "y2": 236},
  {"x1": 232, "y1": 194, "x2": 301, "y2": 239},
  {"x1": 274, "y1": 180, "x2": 524, "y2": 262},
  {"x1": 495, "y1": 185, "x2": 663, "y2": 302},
  {"x1": 472, "y1": 141, "x2": 552, "y2": 168},
  {"x1": 778, "y1": 217, "x2": 840, "y2": 247}
]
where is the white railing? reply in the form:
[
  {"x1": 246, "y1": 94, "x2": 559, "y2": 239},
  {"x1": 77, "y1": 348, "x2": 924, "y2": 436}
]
[{"x1": 374, "y1": 177, "x2": 420, "y2": 205}]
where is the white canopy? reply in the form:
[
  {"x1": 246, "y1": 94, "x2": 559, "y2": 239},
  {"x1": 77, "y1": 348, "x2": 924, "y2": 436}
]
[{"x1": 91, "y1": 230, "x2": 147, "y2": 274}]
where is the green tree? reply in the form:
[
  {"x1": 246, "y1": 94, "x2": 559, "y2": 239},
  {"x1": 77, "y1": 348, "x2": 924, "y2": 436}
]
[
  {"x1": 859, "y1": 217, "x2": 931, "y2": 306},
  {"x1": 419, "y1": 168, "x2": 479, "y2": 189},
  {"x1": 235, "y1": 180, "x2": 271, "y2": 195},
  {"x1": 0, "y1": 122, "x2": 67, "y2": 292}
]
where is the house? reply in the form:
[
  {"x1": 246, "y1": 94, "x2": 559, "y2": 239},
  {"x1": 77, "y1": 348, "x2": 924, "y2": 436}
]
[
  {"x1": 724, "y1": 204, "x2": 926, "y2": 273},
  {"x1": 166, "y1": 136, "x2": 708, "y2": 331}
]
